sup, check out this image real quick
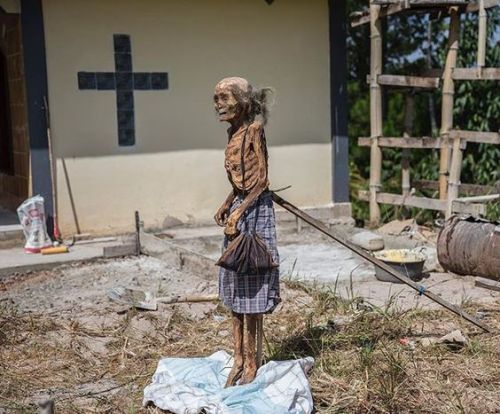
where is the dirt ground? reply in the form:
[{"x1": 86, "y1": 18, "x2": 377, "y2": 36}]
[{"x1": 1, "y1": 246, "x2": 499, "y2": 413}]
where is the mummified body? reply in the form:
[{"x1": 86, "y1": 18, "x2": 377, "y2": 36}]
[{"x1": 214, "y1": 77, "x2": 280, "y2": 386}]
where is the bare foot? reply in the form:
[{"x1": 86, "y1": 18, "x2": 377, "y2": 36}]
[
  {"x1": 225, "y1": 363, "x2": 243, "y2": 387},
  {"x1": 239, "y1": 363, "x2": 257, "y2": 385}
]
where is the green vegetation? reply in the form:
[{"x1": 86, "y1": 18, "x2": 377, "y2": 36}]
[{"x1": 347, "y1": 1, "x2": 500, "y2": 223}]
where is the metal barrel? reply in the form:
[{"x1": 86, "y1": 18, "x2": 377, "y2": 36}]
[{"x1": 437, "y1": 216, "x2": 500, "y2": 281}]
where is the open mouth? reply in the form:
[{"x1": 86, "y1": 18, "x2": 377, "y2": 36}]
[{"x1": 218, "y1": 110, "x2": 227, "y2": 116}]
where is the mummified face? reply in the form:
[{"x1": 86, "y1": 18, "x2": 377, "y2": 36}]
[{"x1": 213, "y1": 77, "x2": 250, "y2": 125}]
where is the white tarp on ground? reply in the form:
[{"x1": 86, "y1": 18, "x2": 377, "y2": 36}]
[{"x1": 143, "y1": 350, "x2": 314, "y2": 414}]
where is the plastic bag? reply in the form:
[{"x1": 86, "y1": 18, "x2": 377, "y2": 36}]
[{"x1": 17, "y1": 195, "x2": 52, "y2": 253}]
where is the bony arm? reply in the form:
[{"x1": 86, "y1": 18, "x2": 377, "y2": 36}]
[
  {"x1": 215, "y1": 189, "x2": 236, "y2": 227},
  {"x1": 225, "y1": 124, "x2": 268, "y2": 236}
]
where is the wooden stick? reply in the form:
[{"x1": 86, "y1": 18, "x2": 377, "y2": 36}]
[
  {"x1": 156, "y1": 294, "x2": 219, "y2": 304},
  {"x1": 61, "y1": 157, "x2": 81, "y2": 235},
  {"x1": 439, "y1": 7, "x2": 460, "y2": 200},
  {"x1": 454, "y1": 194, "x2": 499, "y2": 203},
  {"x1": 369, "y1": 2, "x2": 383, "y2": 227},
  {"x1": 272, "y1": 192, "x2": 491, "y2": 333},
  {"x1": 475, "y1": 280, "x2": 500, "y2": 293}
]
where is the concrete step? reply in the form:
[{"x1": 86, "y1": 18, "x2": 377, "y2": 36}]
[{"x1": 0, "y1": 224, "x2": 24, "y2": 249}]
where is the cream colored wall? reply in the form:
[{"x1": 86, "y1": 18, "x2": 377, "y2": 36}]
[{"x1": 42, "y1": 0, "x2": 333, "y2": 234}]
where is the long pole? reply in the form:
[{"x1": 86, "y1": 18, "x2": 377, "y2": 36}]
[
  {"x1": 272, "y1": 192, "x2": 491, "y2": 333},
  {"x1": 439, "y1": 8, "x2": 460, "y2": 200},
  {"x1": 369, "y1": 2, "x2": 383, "y2": 226},
  {"x1": 477, "y1": 0, "x2": 487, "y2": 70}
]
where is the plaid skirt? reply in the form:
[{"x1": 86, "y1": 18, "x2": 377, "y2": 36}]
[{"x1": 219, "y1": 191, "x2": 280, "y2": 314}]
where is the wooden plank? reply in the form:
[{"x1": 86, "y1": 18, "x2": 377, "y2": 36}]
[
  {"x1": 351, "y1": 0, "x2": 498, "y2": 27},
  {"x1": 377, "y1": 74, "x2": 440, "y2": 88},
  {"x1": 466, "y1": 0, "x2": 499, "y2": 13},
  {"x1": 358, "y1": 190, "x2": 485, "y2": 215},
  {"x1": 452, "y1": 201, "x2": 486, "y2": 216},
  {"x1": 450, "y1": 129, "x2": 500, "y2": 144},
  {"x1": 453, "y1": 67, "x2": 500, "y2": 80},
  {"x1": 272, "y1": 192, "x2": 491, "y2": 333},
  {"x1": 475, "y1": 280, "x2": 500, "y2": 292},
  {"x1": 414, "y1": 180, "x2": 499, "y2": 195},
  {"x1": 358, "y1": 136, "x2": 467, "y2": 149}
]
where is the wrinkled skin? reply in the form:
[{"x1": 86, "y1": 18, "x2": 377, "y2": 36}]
[
  {"x1": 213, "y1": 78, "x2": 269, "y2": 238},
  {"x1": 214, "y1": 77, "x2": 269, "y2": 385}
]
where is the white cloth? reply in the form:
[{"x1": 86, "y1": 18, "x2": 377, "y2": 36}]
[{"x1": 143, "y1": 351, "x2": 314, "y2": 414}]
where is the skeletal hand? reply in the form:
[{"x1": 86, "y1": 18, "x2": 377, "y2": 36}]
[
  {"x1": 214, "y1": 205, "x2": 230, "y2": 227},
  {"x1": 224, "y1": 216, "x2": 239, "y2": 237}
]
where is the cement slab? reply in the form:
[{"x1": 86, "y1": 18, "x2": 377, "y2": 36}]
[{"x1": 0, "y1": 239, "x2": 128, "y2": 278}]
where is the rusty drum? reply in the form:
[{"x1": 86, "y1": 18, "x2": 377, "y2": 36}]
[{"x1": 437, "y1": 216, "x2": 500, "y2": 281}]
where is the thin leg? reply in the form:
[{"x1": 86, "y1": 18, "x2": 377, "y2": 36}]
[
  {"x1": 256, "y1": 315, "x2": 263, "y2": 369},
  {"x1": 225, "y1": 311, "x2": 244, "y2": 387},
  {"x1": 240, "y1": 314, "x2": 258, "y2": 384}
]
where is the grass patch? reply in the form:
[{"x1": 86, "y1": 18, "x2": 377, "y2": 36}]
[{"x1": 0, "y1": 279, "x2": 499, "y2": 413}]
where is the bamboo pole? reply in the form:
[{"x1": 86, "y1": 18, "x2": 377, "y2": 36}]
[
  {"x1": 446, "y1": 135, "x2": 464, "y2": 218},
  {"x1": 402, "y1": 94, "x2": 414, "y2": 198},
  {"x1": 477, "y1": 0, "x2": 487, "y2": 70},
  {"x1": 369, "y1": 2, "x2": 383, "y2": 226},
  {"x1": 439, "y1": 7, "x2": 460, "y2": 200}
]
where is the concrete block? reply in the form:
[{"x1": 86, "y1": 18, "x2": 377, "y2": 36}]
[{"x1": 350, "y1": 231, "x2": 384, "y2": 251}]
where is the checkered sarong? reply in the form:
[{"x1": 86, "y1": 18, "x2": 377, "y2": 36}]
[{"x1": 219, "y1": 191, "x2": 280, "y2": 314}]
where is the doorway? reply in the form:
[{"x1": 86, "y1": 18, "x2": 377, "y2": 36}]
[{"x1": 0, "y1": 10, "x2": 30, "y2": 215}]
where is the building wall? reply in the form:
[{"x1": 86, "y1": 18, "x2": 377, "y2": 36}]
[
  {"x1": 42, "y1": 0, "x2": 332, "y2": 234},
  {"x1": 0, "y1": 13, "x2": 30, "y2": 210}
]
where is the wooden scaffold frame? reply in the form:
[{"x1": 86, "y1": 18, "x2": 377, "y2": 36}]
[{"x1": 352, "y1": 0, "x2": 500, "y2": 226}]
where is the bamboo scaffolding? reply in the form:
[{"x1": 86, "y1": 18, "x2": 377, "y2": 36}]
[
  {"x1": 439, "y1": 7, "x2": 460, "y2": 200},
  {"x1": 354, "y1": 1, "x2": 498, "y2": 220},
  {"x1": 369, "y1": 2, "x2": 383, "y2": 226}
]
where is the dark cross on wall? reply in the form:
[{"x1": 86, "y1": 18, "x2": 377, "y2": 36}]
[{"x1": 77, "y1": 34, "x2": 169, "y2": 146}]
